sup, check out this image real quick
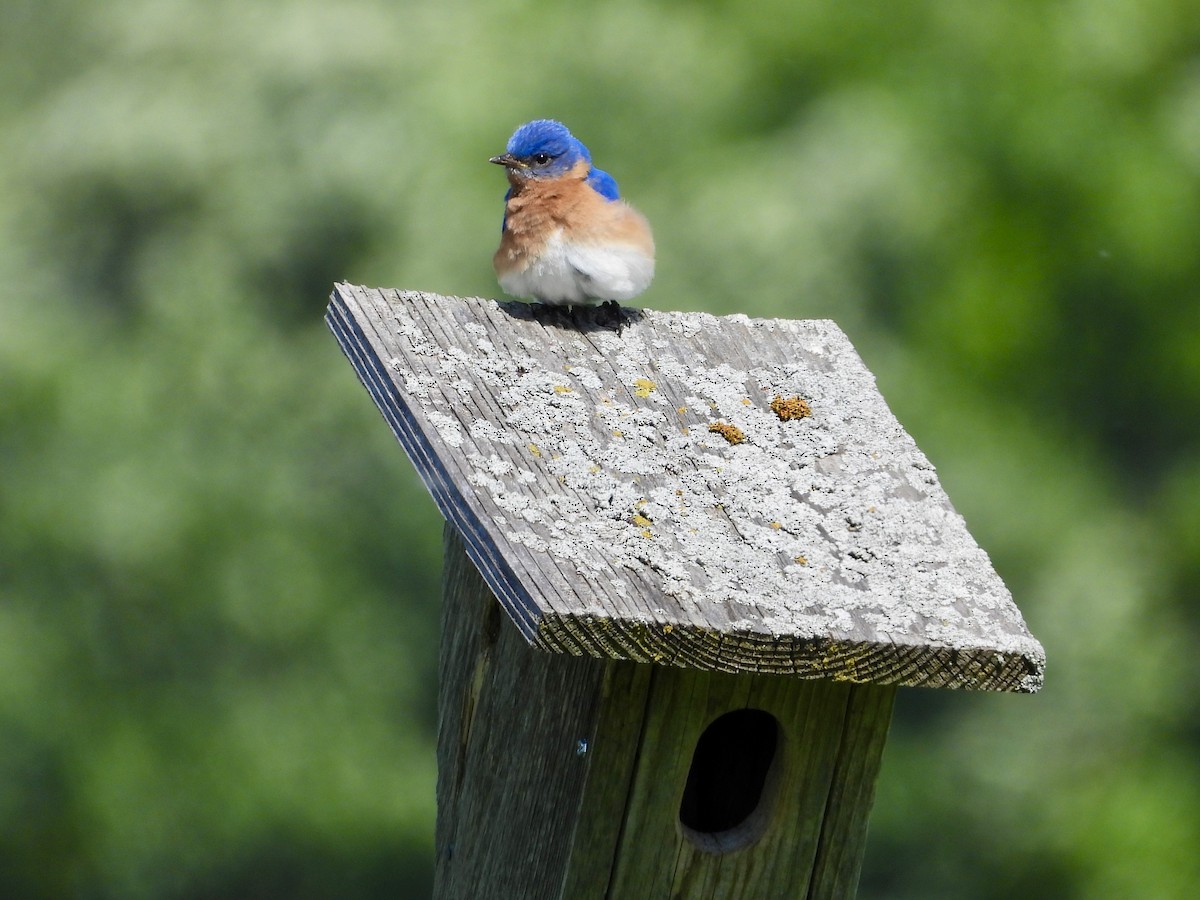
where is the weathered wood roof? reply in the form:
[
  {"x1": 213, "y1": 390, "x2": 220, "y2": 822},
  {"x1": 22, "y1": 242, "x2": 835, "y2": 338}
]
[{"x1": 327, "y1": 284, "x2": 1045, "y2": 692}]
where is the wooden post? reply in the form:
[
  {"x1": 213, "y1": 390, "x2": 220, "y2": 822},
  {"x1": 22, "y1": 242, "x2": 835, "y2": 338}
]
[
  {"x1": 326, "y1": 284, "x2": 1045, "y2": 898},
  {"x1": 437, "y1": 525, "x2": 894, "y2": 898}
]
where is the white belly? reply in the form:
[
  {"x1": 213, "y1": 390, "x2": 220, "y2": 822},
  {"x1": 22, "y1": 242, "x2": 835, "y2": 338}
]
[{"x1": 499, "y1": 231, "x2": 655, "y2": 306}]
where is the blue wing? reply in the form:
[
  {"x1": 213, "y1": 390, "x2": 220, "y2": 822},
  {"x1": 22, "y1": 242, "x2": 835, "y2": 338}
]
[{"x1": 587, "y1": 167, "x2": 621, "y2": 201}]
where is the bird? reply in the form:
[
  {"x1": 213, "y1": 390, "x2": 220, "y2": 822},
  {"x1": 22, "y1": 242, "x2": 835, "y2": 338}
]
[{"x1": 490, "y1": 119, "x2": 655, "y2": 307}]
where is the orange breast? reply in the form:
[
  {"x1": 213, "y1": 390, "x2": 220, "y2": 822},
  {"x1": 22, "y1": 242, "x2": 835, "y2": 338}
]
[{"x1": 494, "y1": 160, "x2": 654, "y2": 277}]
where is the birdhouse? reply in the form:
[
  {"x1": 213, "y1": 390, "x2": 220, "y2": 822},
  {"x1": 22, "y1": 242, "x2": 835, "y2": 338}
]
[{"x1": 326, "y1": 284, "x2": 1045, "y2": 899}]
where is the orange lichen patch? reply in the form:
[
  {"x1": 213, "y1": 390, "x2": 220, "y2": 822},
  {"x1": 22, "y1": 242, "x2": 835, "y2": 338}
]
[
  {"x1": 553, "y1": 384, "x2": 573, "y2": 393},
  {"x1": 528, "y1": 443, "x2": 542, "y2": 457},
  {"x1": 771, "y1": 395, "x2": 812, "y2": 420},
  {"x1": 633, "y1": 378, "x2": 656, "y2": 398},
  {"x1": 708, "y1": 422, "x2": 746, "y2": 445},
  {"x1": 794, "y1": 555, "x2": 808, "y2": 565},
  {"x1": 632, "y1": 514, "x2": 653, "y2": 528},
  {"x1": 770, "y1": 521, "x2": 781, "y2": 529}
]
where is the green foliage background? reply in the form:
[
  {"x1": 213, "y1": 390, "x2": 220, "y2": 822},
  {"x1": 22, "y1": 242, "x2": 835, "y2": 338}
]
[{"x1": 3, "y1": 0, "x2": 1199, "y2": 896}]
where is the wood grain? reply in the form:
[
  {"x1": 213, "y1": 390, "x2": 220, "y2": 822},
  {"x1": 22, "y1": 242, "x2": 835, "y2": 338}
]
[
  {"x1": 435, "y1": 524, "x2": 610, "y2": 898},
  {"x1": 327, "y1": 284, "x2": 1045, "y2": 692},
  {"x1": 436, "y1": 526, "x2": 894, "y2": 899}
]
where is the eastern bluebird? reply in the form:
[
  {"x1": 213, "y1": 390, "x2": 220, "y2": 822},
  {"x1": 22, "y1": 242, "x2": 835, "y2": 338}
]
[{"x1": 490, "y1": 120, "x2": 655, "y2": 307}]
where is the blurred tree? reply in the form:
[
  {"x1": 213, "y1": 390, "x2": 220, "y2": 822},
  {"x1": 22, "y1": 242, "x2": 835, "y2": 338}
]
[{"x1": 1, "y1": 0, "x2": 1198, "y2": 897}]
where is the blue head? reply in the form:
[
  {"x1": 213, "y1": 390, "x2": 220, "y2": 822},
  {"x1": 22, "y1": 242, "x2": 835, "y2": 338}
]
[{"x1": 491, "y1": 119, "x2": 620, "y2": 199}]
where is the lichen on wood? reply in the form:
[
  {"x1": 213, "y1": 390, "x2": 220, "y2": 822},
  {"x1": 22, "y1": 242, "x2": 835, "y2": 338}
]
[{"x1": 327, "y1": 284, "x2": 1045, "y2": 692}]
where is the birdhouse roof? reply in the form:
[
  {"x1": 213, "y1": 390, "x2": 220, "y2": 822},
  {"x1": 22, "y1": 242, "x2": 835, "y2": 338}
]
[{"x1": 327, "y1": 284, "x2": 1044, "y2": 692}]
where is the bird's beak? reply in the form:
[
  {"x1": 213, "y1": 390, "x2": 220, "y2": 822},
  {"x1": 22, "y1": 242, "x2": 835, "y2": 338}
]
[{"x1": 489, "y1": 153, "x2": 524, "y2": 168}]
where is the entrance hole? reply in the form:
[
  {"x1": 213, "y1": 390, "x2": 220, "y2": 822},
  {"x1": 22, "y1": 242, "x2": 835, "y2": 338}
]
[{"x1": 678, "y1": 708, "x2": 780, "y2": 852}]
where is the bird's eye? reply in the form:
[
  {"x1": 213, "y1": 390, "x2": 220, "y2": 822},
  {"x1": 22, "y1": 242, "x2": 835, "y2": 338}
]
[{"x1": 532, "y1": 152, "x2": 552, "y2": 166}]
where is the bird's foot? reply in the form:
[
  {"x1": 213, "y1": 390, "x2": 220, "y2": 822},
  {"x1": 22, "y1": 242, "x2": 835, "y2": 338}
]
[{"x1": 596, "y1": 299, "x2": 625, "y2": 332}]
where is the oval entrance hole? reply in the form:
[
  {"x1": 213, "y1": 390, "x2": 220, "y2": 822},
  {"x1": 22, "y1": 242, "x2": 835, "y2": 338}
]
[{"x1": 679, "y1": 708, "x2": 780, "y2": 852}]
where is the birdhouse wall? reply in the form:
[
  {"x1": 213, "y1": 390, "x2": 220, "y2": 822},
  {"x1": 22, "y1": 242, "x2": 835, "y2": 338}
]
[
  {"x1": 436, "y1": 526, "x2": 896, "y2": 900},
  {"x1": 435, "y1": 526, "x2": 610, "y2": 898}
]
